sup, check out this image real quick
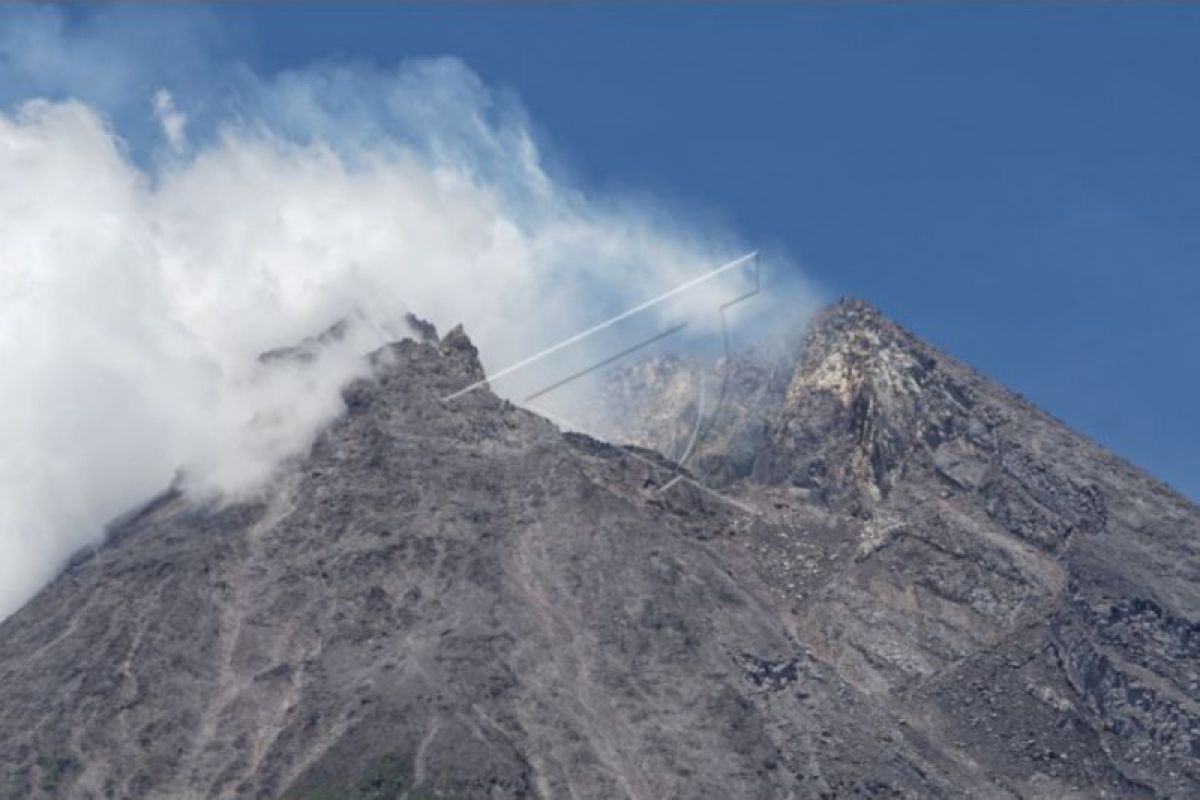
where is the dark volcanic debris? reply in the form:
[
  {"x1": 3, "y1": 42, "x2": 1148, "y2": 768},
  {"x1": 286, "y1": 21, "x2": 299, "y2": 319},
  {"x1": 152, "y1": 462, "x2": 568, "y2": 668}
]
[{"x1": 1, "y1": 299, "x2": 1198, "y2": 799}]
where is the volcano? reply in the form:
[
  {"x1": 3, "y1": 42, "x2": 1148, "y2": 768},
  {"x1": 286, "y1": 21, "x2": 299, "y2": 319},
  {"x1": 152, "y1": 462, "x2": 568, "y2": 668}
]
[{"x1": 1, "y1": 300, "x2": 1197, "y2": 799}]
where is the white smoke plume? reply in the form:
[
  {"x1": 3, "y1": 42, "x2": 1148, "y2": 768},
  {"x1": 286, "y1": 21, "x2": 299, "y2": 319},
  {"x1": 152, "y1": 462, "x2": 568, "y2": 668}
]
[{"x1": 0, "y1": 9, "x2": 823, "y2": 620}]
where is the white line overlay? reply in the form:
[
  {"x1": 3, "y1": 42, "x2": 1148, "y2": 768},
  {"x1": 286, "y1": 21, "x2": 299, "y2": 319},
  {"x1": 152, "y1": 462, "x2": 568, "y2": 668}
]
[{"x1": 441, "y1": 251, "x2": 758, "y2": 402}]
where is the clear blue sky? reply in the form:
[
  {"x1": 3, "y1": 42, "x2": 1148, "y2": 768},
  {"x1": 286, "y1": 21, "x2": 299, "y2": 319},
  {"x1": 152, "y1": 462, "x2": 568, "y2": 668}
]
[{"x1": 19, "y1": 5, "x2": 1200, "y2": 499}]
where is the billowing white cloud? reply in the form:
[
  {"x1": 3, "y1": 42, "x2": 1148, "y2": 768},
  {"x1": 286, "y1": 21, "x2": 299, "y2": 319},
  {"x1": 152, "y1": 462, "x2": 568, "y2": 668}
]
[{"x1": 0, "y1": 13, "x2": 823, "y2": 620}]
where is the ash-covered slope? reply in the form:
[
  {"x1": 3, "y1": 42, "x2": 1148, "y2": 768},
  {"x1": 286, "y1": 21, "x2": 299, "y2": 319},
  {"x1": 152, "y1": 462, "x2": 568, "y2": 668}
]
[
  {"x1": 1, "y1": 301, "x2": 1198, "y2": 799},
  {"x1": 609, "y1": 299, "x2": 1200, "y2": 798}
]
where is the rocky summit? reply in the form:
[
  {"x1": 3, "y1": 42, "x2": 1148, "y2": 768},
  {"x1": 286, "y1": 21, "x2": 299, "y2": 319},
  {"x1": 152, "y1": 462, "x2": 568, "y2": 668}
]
[{"x1": 1, "y1": 300, "x2": 1198, "y2": 799}]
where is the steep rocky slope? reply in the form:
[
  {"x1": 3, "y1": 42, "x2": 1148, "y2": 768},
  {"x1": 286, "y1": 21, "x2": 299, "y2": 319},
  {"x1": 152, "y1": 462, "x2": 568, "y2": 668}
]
[
  {"x1": 0, "y1": 301, "x2": 1197, "y2": 799},
  {"x1": 609, "y1": 299, "x2": 1200, "y2": 798}
]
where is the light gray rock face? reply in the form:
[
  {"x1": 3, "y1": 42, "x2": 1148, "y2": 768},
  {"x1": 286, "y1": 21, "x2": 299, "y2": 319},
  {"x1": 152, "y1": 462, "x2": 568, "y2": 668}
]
[{"x1": 1, "y1": 301, "x2": 1198, "y2": 799}]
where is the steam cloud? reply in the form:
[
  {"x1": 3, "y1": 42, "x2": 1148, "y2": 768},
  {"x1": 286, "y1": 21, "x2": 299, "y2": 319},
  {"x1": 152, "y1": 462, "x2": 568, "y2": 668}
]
[{"x1": 0, "y1": 7, "x2": 822, "y2": 620}]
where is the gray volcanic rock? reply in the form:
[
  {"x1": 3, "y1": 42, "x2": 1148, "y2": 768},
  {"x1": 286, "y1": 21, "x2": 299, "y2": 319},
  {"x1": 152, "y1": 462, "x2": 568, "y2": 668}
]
[
  {"x1": 607, "y1": 299, "x2": 1200, "y2": 798},
  {"x1": 1, "y1": 299, "x2": 1198, "y2": 799}
]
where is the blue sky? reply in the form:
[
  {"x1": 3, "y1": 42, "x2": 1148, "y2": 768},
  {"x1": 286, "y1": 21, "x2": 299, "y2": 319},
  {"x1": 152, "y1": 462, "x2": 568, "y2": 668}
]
[{"x1": 6, "y1": 5, "x2": 1199, "y2": 500}]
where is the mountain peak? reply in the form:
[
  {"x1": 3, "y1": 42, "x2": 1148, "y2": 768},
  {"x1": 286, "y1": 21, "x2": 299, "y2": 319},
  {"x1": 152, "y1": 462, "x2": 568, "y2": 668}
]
[
  {"x1": 596, "y1": 298, "x2": 966, "y2": 499},
  {"x1": 755, "y1": 299, "x2": 965, "y2": 505},
  {"x1": 805, "y1": 296, "x2": 904, "y2": 345},
  {"x1": 788, "y1": 298, "x2": 932, "y2": 407}
]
